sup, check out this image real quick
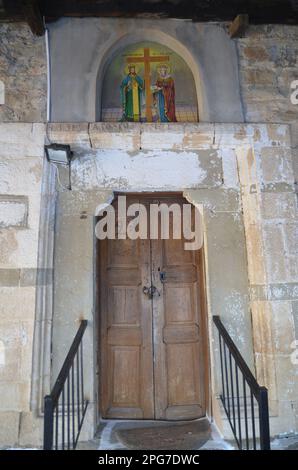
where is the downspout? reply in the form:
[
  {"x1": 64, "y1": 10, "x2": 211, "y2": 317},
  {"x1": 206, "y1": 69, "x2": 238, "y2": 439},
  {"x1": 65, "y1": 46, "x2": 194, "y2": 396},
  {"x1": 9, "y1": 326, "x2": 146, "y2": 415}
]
[{"x1": 44, "y1": 17, "x2": 51, "y2": 124}]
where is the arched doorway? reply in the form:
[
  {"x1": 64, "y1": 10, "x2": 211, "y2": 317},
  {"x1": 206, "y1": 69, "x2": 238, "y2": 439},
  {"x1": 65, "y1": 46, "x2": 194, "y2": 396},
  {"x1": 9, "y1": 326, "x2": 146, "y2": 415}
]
[{"x1": 97, "y1": 193, "x2": 209, "y2": 420}]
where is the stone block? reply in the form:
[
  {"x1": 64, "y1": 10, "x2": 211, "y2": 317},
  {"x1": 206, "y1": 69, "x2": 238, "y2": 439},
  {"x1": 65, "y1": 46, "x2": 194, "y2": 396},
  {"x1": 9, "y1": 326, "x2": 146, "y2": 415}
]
[
  {"x1": 71, "y1": 148, "x2": 223, "y2": 191},
  {"x1": 0, "y1": 286, "x2": 36, "y2": 321},
  {"x1": 283, "y1": 223, "x2": 298, "y2": 255},
  {"x1": 246, "y1": 124, "x2": 291, "y2": 148},
  {"x1": 242, "y1": 45, "x2": 270, "y2": 62},
  {"x1": 0, "y1": 320, "x2": 34, "y2": 384},
  {"x1": 261, "y1": 192, "x2": 297, "y2": 219},
  {"x1": 242, "y1": 69, "x2": 276, "y2": 87},
  {"x1": 184, "y1": 188, "x2": 240, "y2": 213},
  {"x1": 0, "y1": 196, "x2": 28, "y2": 228},
  {"x1": 259, "y1": 147, "x2": 294, "y2": 184},
  {"x1": 0, "y1": 23, "x2": 46, "y2": 123},
  {"x1": 0, "y1": 382, "x2": 30, "y2": 412},
  {"x1": 214, "y1": 123, "x2": 252, "y2": 146},
  {"x1": 0, "y1": 157, "x2": 43, "y2": 195},
  {"x1": 89, "y1": 122, "x2": 141, "y2": 151},
  {"x1": 290, "y1": 122, "x2": 298, "y2": 149},
  {"x1": 263, "y1": 223, "x2": 288, "y2": 283},
  {"x1": 57, "y1": 189, "x2": 114, "y2": 217},
  {"x1": 250, "y1": 300, "x2": 274, "y2": 354},
  {"x1": 271, "y1": 300, "x2": 295, "y2": 354},
  {"x1": 140, "y1": 123, "x2": 186, "y2": 150},
  {"x1": 269, "y1": 283, "x2": 298, "y2": 301},
  {"x1": 141, "y1": 123, "x2": 214, "y2": 150},
  {"x1": 292, "y1": 300, "x2": 298, "y2": 338},
  {"x1": 254, "y1": 352, "x2": 278, "y2": 404},
  {"x1": 47, "y1": 123, "x2": 90, "y2": 146},
  {"x1": 0, "y1": 344, "x2": 21, "y2": 382},
  {"x1": 0, "y1": 123, "x2": 45, "y2": 158},
  {"x1": 244, "y1": 223, "x2": 266, "y2": 285},
  {"x1": 275, "y1": 355, "x2": 298, "y2": 402},
  {"x1": 221, "y1": 148, "x2": 239, "y2": 189},
  {"x1": 18, "y1": 412, "x2": 42, "y2": 448},
  {"x1": 0, "y1": 411, "x2": 20, "y2": 448},
  {"x1": 0, "y1": 269, "x2": 20, "y2": 286},
  {"x1": 181, "y1": 124, "x2": 215, "y2": 148},
  {"x1": 1, "y1": 228, "x2": 40, "y2": 269},
  {"x1": 265, "y1": 124, "x2": 291, "y2": 147}
]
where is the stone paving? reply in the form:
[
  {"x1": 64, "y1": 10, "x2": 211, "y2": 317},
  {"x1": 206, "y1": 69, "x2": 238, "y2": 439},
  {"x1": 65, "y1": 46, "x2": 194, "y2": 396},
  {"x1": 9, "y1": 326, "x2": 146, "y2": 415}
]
[
  {"x1": 76, "y1": 421, "x2": 298, "y2": 451},
  {"x1": 77, "y1": 418, "x2": 235, "y2": 450}
]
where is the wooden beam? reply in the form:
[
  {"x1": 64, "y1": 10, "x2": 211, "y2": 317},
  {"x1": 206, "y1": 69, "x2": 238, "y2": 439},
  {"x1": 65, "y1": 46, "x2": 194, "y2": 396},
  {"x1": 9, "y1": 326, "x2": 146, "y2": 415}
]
[
  {"x1": 229, "y1": 14, "x2": 249, "y2": 38},
  {"x1": 0, "y1": 1, "x2": 297, "y2": 26},
  {"x1": 22, "y1": 0, "x2": 45, "y2": 36}
]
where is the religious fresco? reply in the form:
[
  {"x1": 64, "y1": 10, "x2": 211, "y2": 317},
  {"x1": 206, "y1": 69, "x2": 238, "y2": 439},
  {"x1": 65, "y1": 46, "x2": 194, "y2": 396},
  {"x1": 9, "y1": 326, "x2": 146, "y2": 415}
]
[{"x1": 101, "y1": 42, "x2": 198, "y2": 122}]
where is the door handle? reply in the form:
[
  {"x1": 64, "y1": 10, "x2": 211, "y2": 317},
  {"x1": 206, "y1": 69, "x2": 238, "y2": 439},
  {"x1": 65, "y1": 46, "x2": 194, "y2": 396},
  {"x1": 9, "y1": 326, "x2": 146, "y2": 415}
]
[
  {"x1": 143, "y1": 285, "x2": 160, "y2": 299},
  {"x1": 159, "y1": 270, "x2": 166, "y2": 283}
]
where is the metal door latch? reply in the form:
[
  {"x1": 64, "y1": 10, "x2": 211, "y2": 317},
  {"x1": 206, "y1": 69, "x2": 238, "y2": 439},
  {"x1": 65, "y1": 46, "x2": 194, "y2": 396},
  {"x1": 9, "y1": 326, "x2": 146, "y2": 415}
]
[{"x1": 143, "y1": 285, "x2": 160, "y2": 299}]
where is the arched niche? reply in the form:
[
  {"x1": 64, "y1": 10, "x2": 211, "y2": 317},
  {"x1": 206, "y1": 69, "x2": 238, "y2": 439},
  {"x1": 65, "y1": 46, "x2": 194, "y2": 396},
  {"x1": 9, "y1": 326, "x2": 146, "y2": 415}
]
[
  {"x1": 95, "y1": 30, "x2": 204, "y2": 122},
  {"x1": 100, "y1": 41, "x2": 198, "y2": 123}
]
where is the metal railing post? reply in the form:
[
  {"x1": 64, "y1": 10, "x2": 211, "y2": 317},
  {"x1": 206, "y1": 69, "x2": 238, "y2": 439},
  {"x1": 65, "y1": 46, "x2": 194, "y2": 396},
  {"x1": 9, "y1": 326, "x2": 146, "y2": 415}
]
[
  {"x1": 259, "y1": 386, "x2": 271, "y2": 450},
  {"x1": 43, "y1": 320, "x2": 88, "y2": 450},
  {"x1": 213, "y1": 316, "x2": 271, "y2": 450},
  {"x1": 44, "y1": 395, "x2": 54, "y2": 450}
]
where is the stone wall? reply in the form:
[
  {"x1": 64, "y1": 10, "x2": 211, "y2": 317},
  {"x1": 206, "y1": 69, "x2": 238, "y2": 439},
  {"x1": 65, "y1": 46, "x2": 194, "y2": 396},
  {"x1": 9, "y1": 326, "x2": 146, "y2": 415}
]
[
  {"x1": 0, "y1": 120, "x2": 296, "y2": 446},
  {"x1": 237, "y1": 25, "x2": 298, "y2": 123},
  {"x1": 47, "y1": 122, "x2": 297, "y2": 439},
  {"x1": 236, "y1": 27, "x2": 298, "y2": 431},
  {"x1": 0, "y1": 20, "x2": 297, "y2": 447},
  {"x1": 236, "y1": 24, "x2": 298, "y2": 191},
  {"x1": 0, "y1": 23, "x2": 47, "y2": 122},
  {"x1": 0, "y1": 123, "x2": 44, "y2": 447}
]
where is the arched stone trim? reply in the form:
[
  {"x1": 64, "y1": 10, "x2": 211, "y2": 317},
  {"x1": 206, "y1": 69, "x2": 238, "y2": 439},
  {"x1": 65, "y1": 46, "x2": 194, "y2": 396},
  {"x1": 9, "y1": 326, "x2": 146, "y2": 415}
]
[{"x1": 95, "y1": 29, "x2": 205, "y2": 122}]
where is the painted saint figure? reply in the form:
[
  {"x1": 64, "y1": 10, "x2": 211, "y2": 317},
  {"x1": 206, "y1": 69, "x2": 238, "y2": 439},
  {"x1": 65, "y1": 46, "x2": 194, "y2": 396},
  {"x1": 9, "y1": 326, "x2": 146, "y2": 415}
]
[
  {"x1": 120, "y1": 64, "x2": 143, "y2": 122},
  {"x1": 152, "y1": 64, "x2": 177, "y2": 122}
]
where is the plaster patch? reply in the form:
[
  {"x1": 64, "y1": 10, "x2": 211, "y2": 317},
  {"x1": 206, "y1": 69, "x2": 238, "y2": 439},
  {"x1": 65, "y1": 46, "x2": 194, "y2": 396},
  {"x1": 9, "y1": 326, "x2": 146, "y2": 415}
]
[
  {"x1": 0, "y1": 199, "x2": 28, "y2": 228},
  {"x1": 71, "y1": 149, "x2": 215, "y2": 190}
]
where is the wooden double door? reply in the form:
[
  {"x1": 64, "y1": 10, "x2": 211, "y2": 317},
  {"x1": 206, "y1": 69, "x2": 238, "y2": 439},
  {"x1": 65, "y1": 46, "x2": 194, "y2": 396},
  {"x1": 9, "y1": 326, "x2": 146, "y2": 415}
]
[{"x1": 98, "y1": 194, "x2": 207, "y2": 420}]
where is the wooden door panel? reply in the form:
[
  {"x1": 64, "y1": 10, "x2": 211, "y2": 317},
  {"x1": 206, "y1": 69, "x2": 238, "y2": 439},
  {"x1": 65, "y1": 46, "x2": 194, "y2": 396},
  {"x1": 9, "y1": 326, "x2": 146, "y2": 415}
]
[
  {"x1": 107, "y1": 326, "x2": 142, "y2": 345},
  {"x1": 164, "y1": 237, "x2": 193, "y2": 264},
  {"x1": 99, "y1": 202, "x2": 154, "y2": 419},
  {"x1": 108, "y1": 238, "x2": 140, "y2": 265},
  {"x1": 111, "y1": 347, "x2": 140, "y2": 404},
  {"x1": 107, "y1": 268, "x2": 140, "y2": 286},
  {"x1": 167, "y1": 343, "x2": 201, "y2": 404},
  {"x1": 108, "y1": 287, "x2": 139, "y2": 325},
  {"x1": 161, "y1": 265, "x2": 197, "y2": 283},
  {"x1": 164, "y1": 285, "x2": 194, "y2": 323},
  {"x1": 163, "y1": 324, "x2": 199, "y2": 343},
  {"x1": 152, "y1": 200, "x2": 205, "y2": 420}
]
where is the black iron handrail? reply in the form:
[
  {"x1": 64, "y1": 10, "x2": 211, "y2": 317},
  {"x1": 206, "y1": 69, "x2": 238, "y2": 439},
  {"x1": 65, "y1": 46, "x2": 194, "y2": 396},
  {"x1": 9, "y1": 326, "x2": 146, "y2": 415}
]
[
  {"x1": 213, "y1": 315, "x2": 270, "y2": 450},
  {"x1": 43, "y1": 320, "x2": 89, "y2": 450}
]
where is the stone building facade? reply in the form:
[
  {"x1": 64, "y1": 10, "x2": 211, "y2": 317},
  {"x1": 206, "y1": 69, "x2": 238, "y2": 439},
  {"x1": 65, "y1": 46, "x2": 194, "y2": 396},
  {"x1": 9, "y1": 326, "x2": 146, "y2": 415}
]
[{"x1": 0, "y1": 18, "x2": 297, "y2": 447}]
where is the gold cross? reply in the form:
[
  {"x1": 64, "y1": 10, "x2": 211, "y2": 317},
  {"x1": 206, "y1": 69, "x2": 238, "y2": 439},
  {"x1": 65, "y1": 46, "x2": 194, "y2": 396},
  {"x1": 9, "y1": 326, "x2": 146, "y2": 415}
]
[{"x1": 127, "y1": 48, "x2": 169, "y2": 122}]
